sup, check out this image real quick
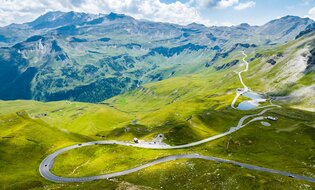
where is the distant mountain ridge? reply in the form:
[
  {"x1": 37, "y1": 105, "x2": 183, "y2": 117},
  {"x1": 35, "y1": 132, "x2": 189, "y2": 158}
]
[
  {"x1": 1, "y1": 12, "x2": 313, "y2": 46},
  {"x1": 0, "y1": 11, "x2": 314, "y2": 102}
]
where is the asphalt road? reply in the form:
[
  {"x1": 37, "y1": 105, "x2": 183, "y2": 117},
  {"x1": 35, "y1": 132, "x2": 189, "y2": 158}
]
[
  {"x1": 39, "y1": 106, "x2": 314, "y2": 184},
  {"x1": 231, "y1": 51, "x2": 280, "y2": 110},
  {"x1": 239, "y1": 51, "x2": 250, "y2": 91},
  {"x1": 39, "y1": 52, "x2": 314, "y2": 184},
  {"x1": 231, "y1": 51, "x2": 249, "y2": 109},
  {"x1": 40, "y1": 143, "x2": 315, "y2": 183}
]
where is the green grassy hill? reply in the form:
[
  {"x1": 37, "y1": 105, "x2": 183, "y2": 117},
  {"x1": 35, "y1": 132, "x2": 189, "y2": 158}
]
[
  {"x1": 0, "y1": 100, "x2": 132, "y2": 189},
  {"x1": 0, "y1": 32, "x2": 314, "y2": 189}
]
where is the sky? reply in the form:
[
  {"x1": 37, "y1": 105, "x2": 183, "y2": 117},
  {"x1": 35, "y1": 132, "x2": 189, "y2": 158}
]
[{"x1": 0, "y1": 0, "x2": 314, "y2": 27}]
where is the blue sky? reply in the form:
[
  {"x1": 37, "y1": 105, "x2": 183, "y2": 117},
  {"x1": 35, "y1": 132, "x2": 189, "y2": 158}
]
[
  {"x1": 0, "y1": 0, "x2": 314, "y2": 27},
  {"x1": 162, "y1": 0, "x2": 315, "y2": 25}
]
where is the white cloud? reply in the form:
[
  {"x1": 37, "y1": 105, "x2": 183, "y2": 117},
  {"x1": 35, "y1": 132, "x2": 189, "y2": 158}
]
[
  {"x1": 0, "y1": 0, "x2": 215, "y2": 27},
  {"x1": 1, "y1": 0, "x2": 261, "y2": 27},
  {"x1": 193, "y1": 0, "x2": 239, "y2": 9},
  {"x1": 193, "y1": 0, "x2": 216, "y2": 8},
  {"x1": 216, "y1": 0, "x2": 239, "y2": 9},
  {"x1": 234, "y1": 1, "x2": 256, "y2": 11},
  {"x1": 308, "y1": 6, "x2": 315, "y2": 20}
]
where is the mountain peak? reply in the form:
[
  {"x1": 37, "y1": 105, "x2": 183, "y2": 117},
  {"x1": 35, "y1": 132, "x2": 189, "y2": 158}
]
[
  {"x1": 107, "y1": 12, "x2": 127, "y2": 20},
  {"x1": 263, "y1": 15, "x2": 314, "y2": 28},
  {"x1": 270, "y1": 15, "x2": 313, "y2": 23},
  {"x1": 235, "y1": 23, "x2": 252, "y2": 29},
  {"x1": 238, "y1": 23, "x2": 251, "y2": 27},
  {"x1": 186, "y1": 22, "x2": 206, "y2": 29},
  {"x1": 280, "y1": 15, "x2": 302, "y2": 20},
  {"x1": 31, "y1": 11, "x2": 65, "y2": 23},
  {"x1": 27, "y1": 11, "x2": 94, "y2": 29},
  {"x1": 258, "y1": 14, "x2": 314, "y2": 41}
]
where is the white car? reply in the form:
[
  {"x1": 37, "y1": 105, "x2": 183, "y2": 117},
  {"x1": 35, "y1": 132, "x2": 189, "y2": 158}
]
[{"x1": 267, "y1": 116, "x2": 277, "y2": 121}]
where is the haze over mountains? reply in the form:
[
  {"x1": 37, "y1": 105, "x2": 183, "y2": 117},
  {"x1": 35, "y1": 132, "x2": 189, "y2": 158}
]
[{"x1": 0, "y1": 11, "x2": 314, "y2": 102}]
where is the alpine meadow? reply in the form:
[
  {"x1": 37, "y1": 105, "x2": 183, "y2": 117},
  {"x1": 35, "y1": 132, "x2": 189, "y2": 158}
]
[{"x1": 0, "y1": 0, "x2": 315, "y2": 189}]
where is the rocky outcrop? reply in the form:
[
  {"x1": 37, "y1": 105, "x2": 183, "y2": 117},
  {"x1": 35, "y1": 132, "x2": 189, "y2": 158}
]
[
  {"x1": 249, "y1": 53, "x2": 263, "y2": 62},
  {"x1": 214, "y1": 60, "x2": 239, "y2": 71},
  {"x1": 144, "y1": 43, "x2": 208, "y2": 58},
  {"x1": 295, "y1": 23, "x2": 315, "y2": 39},
  {"x1": 211, "y1": 43, "x2": 257, "y2": 62},
  {"x1": 267, "y1": 59, "x2": 277, "y2": 65},
  {"x1": 306, "y1": 45, "x2": 315, "y2": 72}
]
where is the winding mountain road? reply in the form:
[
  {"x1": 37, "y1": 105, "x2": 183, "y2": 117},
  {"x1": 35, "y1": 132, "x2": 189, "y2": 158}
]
[
  {"x1": 40, "y1": 148, "x2": 315, "y2": 183},
  {"x1": 239, "y1": 51, "x2": 250, "y2": 91},
  {"x1": 39, "y1": 52, "x2": 315, "y2": 184},
  {"x1": 231, "y1": 51, "x2": 249, "y2": 109}
]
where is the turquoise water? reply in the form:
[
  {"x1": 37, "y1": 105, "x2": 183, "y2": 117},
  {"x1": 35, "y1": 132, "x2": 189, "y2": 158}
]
[
  {"x1": 237, "y1": 92, "x2": 265, "y2": 110},
  {"x1": 238, "y1": 101, "x2": 257, "y2": 110},
  {"x1": 243, "y1": 92, "x2": 264, "y2": 100}
]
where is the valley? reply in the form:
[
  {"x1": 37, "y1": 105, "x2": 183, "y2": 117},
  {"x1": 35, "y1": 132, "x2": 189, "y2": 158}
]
[
  {"x1": 39, "y1": 51, "x2": 314, "y2": 185},
  {"x1": 0, "y1": 9, "x2": 314, "y2": 190}
]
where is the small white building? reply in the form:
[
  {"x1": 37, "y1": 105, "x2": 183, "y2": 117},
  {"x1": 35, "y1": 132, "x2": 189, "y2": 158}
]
[{"x1": 134, "y1": 138, "x2": 139, "y2": 143}]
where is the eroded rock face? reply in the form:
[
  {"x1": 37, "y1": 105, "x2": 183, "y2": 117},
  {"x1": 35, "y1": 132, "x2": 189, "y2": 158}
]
[
  {"x1": 143, "y1": 43, "x2": 208, "y2": 58},
  {"x1": 214, "y1": 60, "x2": 239, "y2": 71},
  {"x1": 306, "y1": 45, "x2": 315, "y2": 71},
  {"x1": 267, "y1": 59, "x2": 277, "y2": 65},
  {"x1": 273, "y1": 48, "x2": 309, "y2": 85},
  {"x1": 249, "y1": 53, "x2": 263, "y2": 62}
]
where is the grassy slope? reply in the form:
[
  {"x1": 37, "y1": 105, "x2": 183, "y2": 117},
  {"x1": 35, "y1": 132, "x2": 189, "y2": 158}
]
[
  {"x1": 0, "y1": 35, "x2": 314, "y2": 189},
  {"x1": 0, "y1": 101, "x2": 133, "y2": 189},
  {"x1": 105, "y1": 72, "x2": 250, "y2": 144},
  {"x1": 0, "y1": 109, "x2": 90, "y2": 189}
]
